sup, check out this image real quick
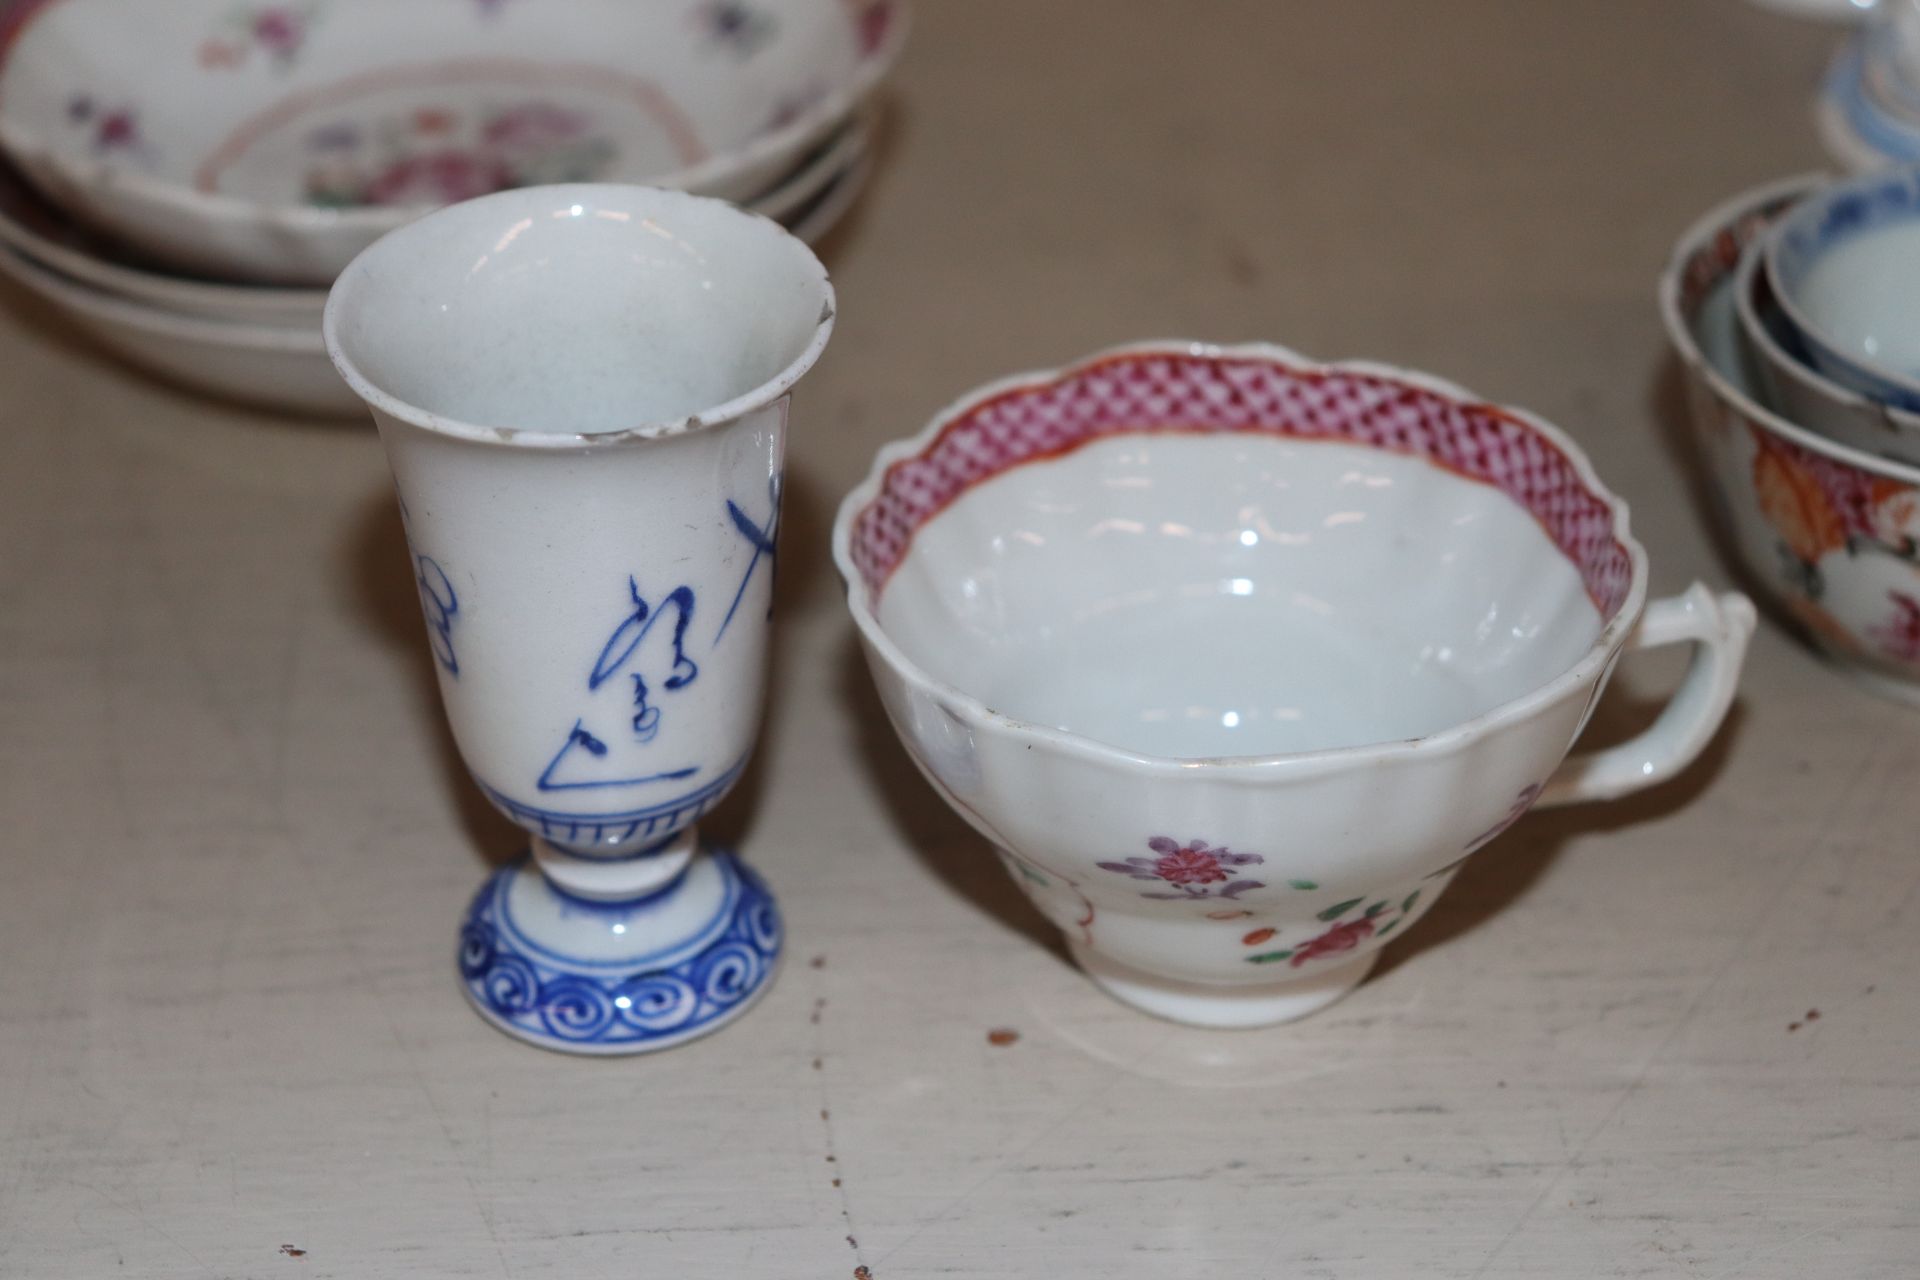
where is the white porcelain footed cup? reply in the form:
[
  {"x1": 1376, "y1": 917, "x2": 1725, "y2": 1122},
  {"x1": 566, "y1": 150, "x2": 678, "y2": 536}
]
[
  {"x1": 326, "y1": 184, "x2": 833, "y2": 1054},
  {"x1": 834, "y1": 343, "x2": 1755, "y2": 1029}
]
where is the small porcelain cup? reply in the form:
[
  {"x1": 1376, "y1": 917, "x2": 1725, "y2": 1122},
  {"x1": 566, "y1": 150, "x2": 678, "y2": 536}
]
[
  {"x1": 834, "y1": 344, "x2": 1755, "y2": 1028},
  {"x1": 326, "y1": 184, "x2": 833, "y2": 1053},
  {"x1": 1732, "y1": 232, "x2": 1920, "y2": 467},
  {"x1": 1765, "y1": 163, "x2": 1920, "y2": 412}
]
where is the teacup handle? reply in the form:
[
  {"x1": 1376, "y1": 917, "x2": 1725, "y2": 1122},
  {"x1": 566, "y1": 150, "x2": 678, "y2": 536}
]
[{"x1": 1534, "y1": 584, "x2": 1757, "y2": 808}]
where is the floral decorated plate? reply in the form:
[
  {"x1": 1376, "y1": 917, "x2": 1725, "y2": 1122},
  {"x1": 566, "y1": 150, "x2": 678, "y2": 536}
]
[
  {"x1": 0, "y1": 239, "x2": 356, "y2": 415},
  {"x1": 748, "y1": 105, "x2": 867, "y2": 225},
  {"x1": 0, "y1": 107, "x2": 868, "y2": 324},
  {"x1": 0, "y1": 0, "x2": 905, "y2": 283},
  {"x1": 0, "y1": 124, "x2": 867, "y2": 414},
  {"x1": 0, "y1": 150, "x2": 324, "y2": 321},
  {"x1": 778, "y1": 139, "x2": 870, "y2": 246}
]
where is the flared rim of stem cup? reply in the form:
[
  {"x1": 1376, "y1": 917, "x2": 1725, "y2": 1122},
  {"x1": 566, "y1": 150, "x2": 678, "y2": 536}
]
[{"x1": 322, "y1": 182, "x2": 836, "y2": 449}]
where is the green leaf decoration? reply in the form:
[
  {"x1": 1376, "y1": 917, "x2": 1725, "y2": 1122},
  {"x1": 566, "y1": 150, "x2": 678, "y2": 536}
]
[
  {"x1": 1247, "y1": 950, "x2": 1295, "y2": 965},
  {"x1": 1288, "y1": 879, "x2": 1319, "y2": 891},
  {"x1": 1363, "y1": 900, "x2": 1388, "y2": 919},
  {"x1": 1319, "y1": 897, "x2": 1364, "y2": 922},
  {"x1": 1401, "y1": 891, "x2": 1420, "y2": 914},
  {"x1": 1003, "y1": 856, "x2": 1049, "y2": 887},
  {"x1": 1376, "y1": 918, "x2": 1401, "y2": 936}
]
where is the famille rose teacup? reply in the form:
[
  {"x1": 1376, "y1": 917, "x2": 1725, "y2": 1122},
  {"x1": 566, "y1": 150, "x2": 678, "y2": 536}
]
[
  {"x1": 833, "y1": 344, "x2": 1756, "y2": 1028},
  {"x1": 325, "y1": 184, "x2": 833, "y2": 1053}
]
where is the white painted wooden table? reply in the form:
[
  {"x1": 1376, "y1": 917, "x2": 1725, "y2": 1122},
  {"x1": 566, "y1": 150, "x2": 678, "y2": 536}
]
[{"x1": 2, "y1": 2, "x2": 1915, "y2": 1276}]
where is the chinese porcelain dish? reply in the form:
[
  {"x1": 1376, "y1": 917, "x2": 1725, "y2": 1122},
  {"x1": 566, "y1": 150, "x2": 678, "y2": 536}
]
[
  {"x1": 834, "y1": 343, "x2": 1754, "y2": 1027},
  {"x1": 0, "y1": 118, "x2": 869, "y2": 413},
  {"x1": 1764, "y1": 163, "x2": 1920, "y2": 412},
  {"x1": 0, "y1": 152, "x2": 324, "y2": 322},
  {"x1": 1662, "y1": 174, "x2": 1920, "y2": 704},
  {"x1": 0, "y1": 240, "x2": 355, "y2": 414},
  {"x1": 0, "y1": 0, "x2": 904, "y2": 283},
  {"x1": 0, "y1": 109, "x2": 870, "y2": 326}
]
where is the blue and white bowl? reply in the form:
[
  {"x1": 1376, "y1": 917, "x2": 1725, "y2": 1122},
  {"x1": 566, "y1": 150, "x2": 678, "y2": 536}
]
[{"x1": 1765, "y1": 163, "x2": 1920, "y2": 412}]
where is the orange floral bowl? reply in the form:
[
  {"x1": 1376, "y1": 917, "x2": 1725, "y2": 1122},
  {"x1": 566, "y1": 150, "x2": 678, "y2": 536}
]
[{"x1": 1662, "y1": 174, "x2": 1920, "y2": 705}]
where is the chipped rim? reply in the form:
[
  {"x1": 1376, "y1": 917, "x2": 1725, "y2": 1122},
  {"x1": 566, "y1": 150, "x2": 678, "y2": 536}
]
[{"x1": 322, "y1": 183, "x2": 834, "y2": 449}]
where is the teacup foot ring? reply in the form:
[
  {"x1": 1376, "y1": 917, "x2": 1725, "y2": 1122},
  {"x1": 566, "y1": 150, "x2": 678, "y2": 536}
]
[
  {"x1": 457, "y1": 848, "x2": 782, "y2": 1055},
  {"x1": 1070, "y1": 943, "x2": 1377, "y2": 1029}
]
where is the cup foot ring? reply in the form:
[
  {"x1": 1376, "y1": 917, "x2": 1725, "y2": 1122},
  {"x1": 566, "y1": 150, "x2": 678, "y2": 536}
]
[
  {"x1": 457, "y1": 848, "x2": 781, "y2": 1055},
  {"x1": 1070, "y1": 942, "x2": 1376, "y2": 1029}
]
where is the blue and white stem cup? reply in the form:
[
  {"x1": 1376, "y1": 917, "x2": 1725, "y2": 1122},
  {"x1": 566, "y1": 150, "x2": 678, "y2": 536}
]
[{"x1": 325, "y1": 184, "x2": 833, "y2": 1054}]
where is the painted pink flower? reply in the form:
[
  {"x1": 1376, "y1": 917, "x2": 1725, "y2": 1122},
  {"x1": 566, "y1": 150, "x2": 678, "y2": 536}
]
[
  {"x1": 1290, "y1": 917, "x2": 1376, "y2": 968},
  {"x1": 1870, "y1": 591, "x2": 1920, "y2": 664},
  {"x1": 854, "y1": 0, "x2": 893, "y2": 54},
  {"x1": 1098, "y1": 837, "x2": 1265, "y2": 900},
  {"x1": 96, "y1": 109, "x2": 137, "y2": 150},
  {"x1": 1243, "y1": 892, "x2": 1418, "y2": 967},
  {"x1": 1153, "y1": 846, "x2": 1227, "y2": 885},
  {"x1": 365, "y1": 150, "x2": 510, "y2": 206},
  {"x1": 252, "y1": 8, "x2": 304, "y2": 53}
]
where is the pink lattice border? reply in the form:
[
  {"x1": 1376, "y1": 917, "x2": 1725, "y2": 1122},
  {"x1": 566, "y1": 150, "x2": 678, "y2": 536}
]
[{"x1": 849, "y1": 351, "x2": 1635, "y2": 620}]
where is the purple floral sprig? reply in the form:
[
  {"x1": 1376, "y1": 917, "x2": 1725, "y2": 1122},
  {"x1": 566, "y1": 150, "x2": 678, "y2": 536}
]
[{"x1": 1098, "y1": 837, "x2": 1266, "y2": 901}]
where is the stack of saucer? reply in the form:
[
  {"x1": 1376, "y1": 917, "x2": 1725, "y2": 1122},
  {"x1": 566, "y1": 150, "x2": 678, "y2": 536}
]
[
  {"x1": 0, "y1": 0, "x2": 904, "y2": 414},
  {"x1": 1662, "y1": 168, "x2": 1920, "y2": 705}
]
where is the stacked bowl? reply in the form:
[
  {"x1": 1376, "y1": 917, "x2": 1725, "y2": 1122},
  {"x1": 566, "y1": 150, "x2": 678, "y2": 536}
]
[
  {"x1": 1662, "y1": 166, "x2": 1920, "y2": 705},
  {"x1": 0, "y1": 0, "x2": 904, "y2": 414}
]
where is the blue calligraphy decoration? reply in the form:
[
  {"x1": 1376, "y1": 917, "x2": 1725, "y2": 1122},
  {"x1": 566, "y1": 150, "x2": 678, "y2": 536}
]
[
  {"x1": 416, "y1": 553, "x2": 459, "y2": 677},
  {"x1": 539, "y1": 577, "x2": 702, "y2": 793},
  {"x1": 592, "y1": 578, "x2": 698, "y2": 740},
  {"x1": 717, "y1": 475, "x2": 780, "y2": 645},
  {"x1": 397, "y1": 496, "x2": 460, "y2": 679}
]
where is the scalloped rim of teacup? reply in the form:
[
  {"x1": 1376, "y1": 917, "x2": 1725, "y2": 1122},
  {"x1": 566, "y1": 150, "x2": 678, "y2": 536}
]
[
  {"x1": 830, "y1": 339, "x2": 1653, "y2": 780},
  {"x1": 1658, "y1": 170, "x2": 1920, "y2": 491},
  {"x1": 322, "y1": 184, "x2": 835, "y2": 449},
  {"x1": 0, "y1": 0, "x2": 909, "y2": 241}
]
